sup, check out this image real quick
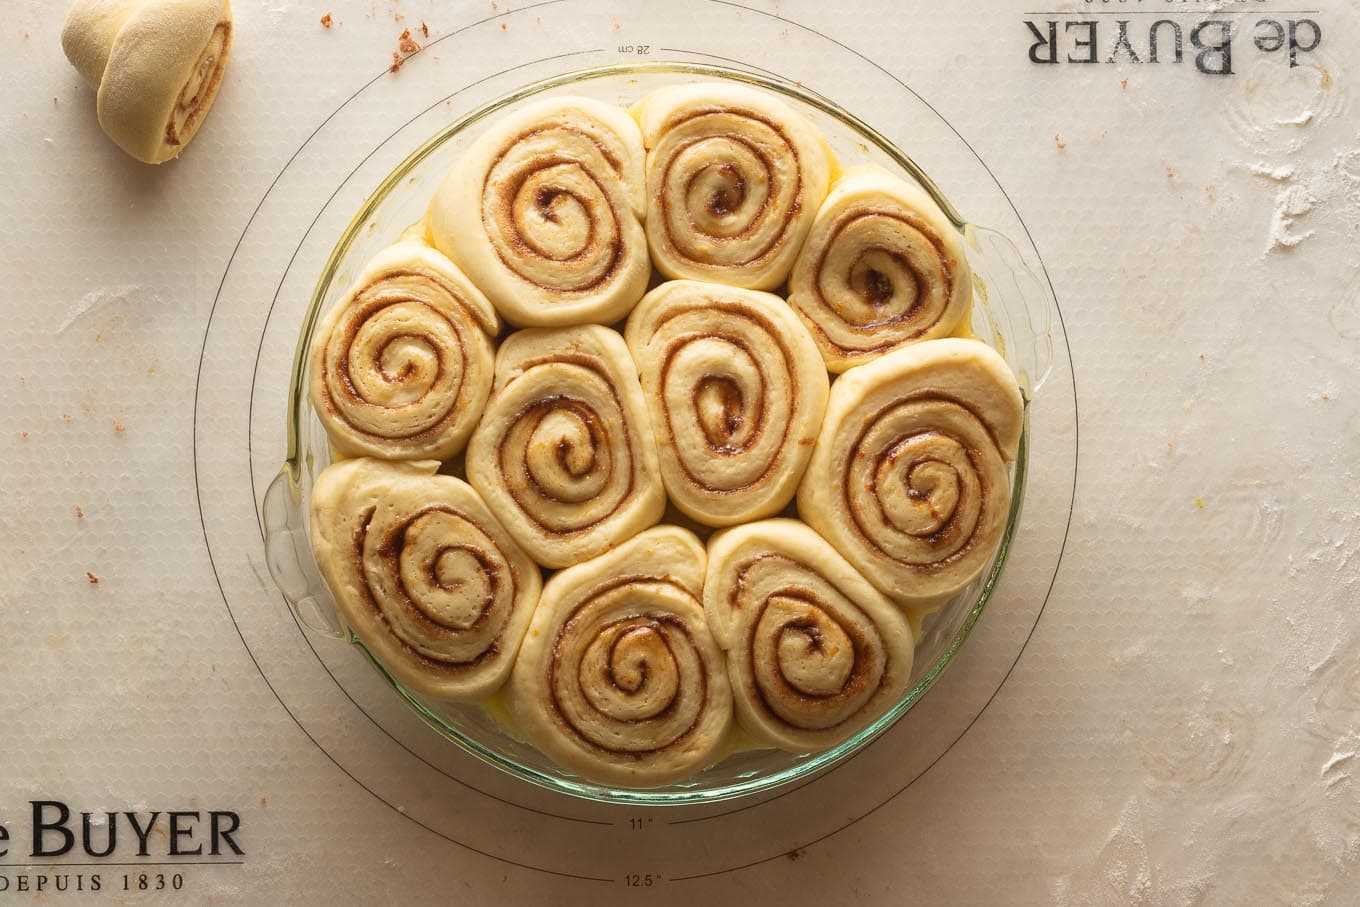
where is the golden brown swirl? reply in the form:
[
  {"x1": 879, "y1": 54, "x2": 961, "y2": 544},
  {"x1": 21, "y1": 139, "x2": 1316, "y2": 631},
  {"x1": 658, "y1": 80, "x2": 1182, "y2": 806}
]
[
  {"x1": 308, "y1": 240, "x2": 499, "y2": 461},
  {"x1": 704, "y1": 519, "x2": 914, "y2": 752},
  {"x1": 624, "y1": 280, "x2": 828, "y2": 526},
  {"x1": 427, "y1": 96, "x2": 650, "y2": 327},
  {"x1": 636, "y1": 83, "x2": 832, "y2": 290},
  {"x1": 165, "y1": 17, "x2": 231, "y2": 148},
  {"x1": 507, "y1": 526, "x2": 732, "y2": 786},
  {"x1": 465, "y1": 325, "x2": 665, "y2": 568},
  {"x1": 789, "y1": 169, "x2": 972, "y2": 372},
  {"x1": 797, "y1": 339, "x2": 1024, "y2": 606},
  {"x1": 309, "y1": 458, "x2": 542, "y2": 702}
]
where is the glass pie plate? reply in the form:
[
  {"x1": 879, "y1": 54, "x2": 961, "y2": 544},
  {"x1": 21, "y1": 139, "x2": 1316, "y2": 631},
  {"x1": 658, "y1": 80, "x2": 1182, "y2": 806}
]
[{"x1": 261, "y1": 61, "x2": 1055, "y2": 806}]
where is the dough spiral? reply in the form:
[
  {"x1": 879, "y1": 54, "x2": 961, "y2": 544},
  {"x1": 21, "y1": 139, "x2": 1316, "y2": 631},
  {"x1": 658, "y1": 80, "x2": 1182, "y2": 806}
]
[
  {"x1": 636, "y1": 83, "x2": 832, "y2": 290},
  {"x1": 62, "y1": 0, "x2": 233, "y2": 163},
  {"x1": 309, "y1": 458, "x2": 542, "y2": 702},
  {"x1": 427, "y1": 96, "x2": 650, "y2": 327},
  {"x1": 624, "y1": 280, "x2": 828, "y2": 526},
  {"x1": 465, "y1": 325, "x2": 665, "y2": 568},
  {"x1": 308, "y1": 240, "x2": 499, "y2": 461},
  {"x1": 797, "y1": 339, "x2": 1024, "y2": 606},
  {"x1": 704, "y1": 519, "x2": 914, "y2": 752},
  {"x1": 789, "y1": 169, "x2": 972, "y2": 372},
  {"x1": 508, "y1": 526, "x2": 732, "y2": 786}
]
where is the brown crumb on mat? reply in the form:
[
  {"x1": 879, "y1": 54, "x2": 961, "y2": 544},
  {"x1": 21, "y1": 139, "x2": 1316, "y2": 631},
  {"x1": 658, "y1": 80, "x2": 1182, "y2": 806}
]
[
  {"x1": 20, "y1": 430, "x2": 29, "y2": 439},
  {"x1": 398, "y1": 28, "x2": 421, "y2": 53},
  {"x1": 500, "y1": 22, "x2": 507, "y2": 30},
  {"x1": 1121, "y1": 78, "x2": 1128, "y2": 90},
  {"x1": 420, "y1": 21, "x2": 429, "y2": 38},
  {"x1": 87, "y1": 571, "x2": 100, "y2": 584},
  {"x1": 1054, "y1": 133, "x2": 1066, "y2": 150},
  {"x1": 113, "y1": 419, "x2": 126, "y2": 433},
  {"x1": 320, "y1": 12, "x2": 333, "y2": 27},
  {"x1": 390, "y1": 51, "x2": 403, "y2": 73},
  {"x1": 75, "y1": 505, "x2": 85, "y2": 519}
]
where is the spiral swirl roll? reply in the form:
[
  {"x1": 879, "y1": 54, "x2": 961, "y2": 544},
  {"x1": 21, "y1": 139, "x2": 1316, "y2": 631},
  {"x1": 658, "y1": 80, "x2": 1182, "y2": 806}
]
[
  {"x1": 308, "y1": 240, "x2": 499, "y2": 461},
  {"x1": 309, "y1": 458, "x2": 543, "y2": 702},
  {"x1": 427, "y1": 96, "x2": 650, "y2": 327},
  {"x1": 508, "y1": 526, "x2": 732, "y2": 786},
  {"x1": 636, "y1": 83, "x2": 832, "y2": 290},
  {"x1": 797, "y1": 339, "x2": 1024, "y2": 606},
  {"x1": 466, "y1": 325, "x2": 665, "y2": 568},
  {"x1": 704, "y1": 519, "x2": 914, "y2": 752},
  {"x1": 61, "y1": 0, "x2": 233, "y2": 164},
  {"x1": 624, "y1": 280, "x2": 829, "y2": 527},
  {"x1": 789, "y1": 169, "x2": 972, "y2": 373}
]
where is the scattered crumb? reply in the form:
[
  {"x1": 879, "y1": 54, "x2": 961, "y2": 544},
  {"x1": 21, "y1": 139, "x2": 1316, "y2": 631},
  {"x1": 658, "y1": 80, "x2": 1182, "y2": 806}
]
[
  {"x1": 1321, "y1": 393, "x2": 1330, "y2": 401},
  {"x1": 1054, "y1": 133, "x2": 1066, "y2": 151},
  {"x1": 390, "y1": 51, "x2": 403, "y2": 73},
  {"x1": 420, "y1": 21, "x2": 428, "y2": 38},
  {"x1": 490, "y1": 0, "x2": 498, "y2": 8},
  {"x1": 393, "y1": 10, "x2": 404, "y2": 22},
  {"x1": 612, "y1": 19, "x2": 620, "y2": 30},
  {"x1": 75, "y1": 505, "x2": 84, "y2": 519},
  {"x1": 500, "y1": 22, "x2": 507, "y2": 30},
  {"x1": 113, "y1": 419, "x2": 126, "y2": 433},
  {"x1": 260, "y1": 797, "x2": 268, "y2": 806},
  {"x1": 1199, "y1": 352, "x2": 1205, "y2": 360},
  {"x1": 86, "y1": 571, "x2": 100, "y2": 584},
  {"x1": 63, "y1": 413, "x2": 72, "y2": 423},
  {"x1": 23, "y1": 31, "x2": 29, "y2": 40},
  {"x1": 1167, "y1": 441, "x2": 1174, "y2": 451},
  {"x1": 779, "y1": 28, "x2": 789, "y2": 39},
  {"x1": 1195, "y1": 497, "x2": 1206, "y2": 509},
  {"x1": 398, "y1": 28, "x2": 421, "y2": 54},
  {"x1": 20, "y1": 430, "x2": 29, "y2": 440},
  {"x1": 53, "y1": 96, "x2": 59, "y2": 106},
  {"x1": 1165, "y1": 165, "x2": 1175, "y2": 180},
  {"x1": 786, "y1": 848, "x2": 804, "y2": 862},
  {"x1": 320, "y1": 12, "x2": 333, "y2": 27},
  {"x1": 1097, "y1": 128, "x2": 1109, "y2": 141},
  {"x1": 1120, "y1": 78, "x2": 1128, "y2": 90}
]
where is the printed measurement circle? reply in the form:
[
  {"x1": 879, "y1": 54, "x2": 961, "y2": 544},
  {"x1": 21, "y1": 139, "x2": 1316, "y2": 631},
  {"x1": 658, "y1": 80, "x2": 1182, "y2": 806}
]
[{"x1": 193, "y1": 0, "x2": 1078, "y2": 885}]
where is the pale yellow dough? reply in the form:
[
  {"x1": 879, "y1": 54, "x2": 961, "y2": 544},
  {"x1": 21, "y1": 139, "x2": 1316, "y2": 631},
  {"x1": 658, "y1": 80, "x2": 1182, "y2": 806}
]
[
  {"x1": 309, "y1": 458, "x2": 542, "y2": 702},
  {"x1": 427, "y1": 96, "x2": 650, "y2": 327},
  {"x1": 308, "y1": 240, "x2": 499, "y2": 462},
  {"x1": 507, "y1": 526, "x2": 733, "y2": 787},
  {"x1": 788, "y1": 167, "x2": 973, "y2": 372},
  {"x1": 62, "y1": 0, "x2": 233, "y2": 164},
  {"x1": 624, "y1": 280, "x2": 828, "y2": 527},
  {"x1": 465, "y1": 325, "x2": 666, "y2": 568},
  {"x1": 797, "y1": 338, "x2": 1023, "y2": 606},
  {"x1": 635, "y1": 82, "x2": 832, "y2": 290},
  {"x1": 704, "y1": 519, "x2": 915, "y2": 753}
]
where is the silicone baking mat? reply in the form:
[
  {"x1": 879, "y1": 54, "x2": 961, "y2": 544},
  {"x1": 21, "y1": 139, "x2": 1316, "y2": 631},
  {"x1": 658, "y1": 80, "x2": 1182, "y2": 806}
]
[{"x1": 2, "y1": 0, "x2": 1357, "y2": 902}]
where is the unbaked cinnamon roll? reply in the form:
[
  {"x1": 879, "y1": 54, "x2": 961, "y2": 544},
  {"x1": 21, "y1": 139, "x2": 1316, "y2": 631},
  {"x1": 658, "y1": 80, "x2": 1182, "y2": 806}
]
[
  {"x1": 507, "y1": 526, "x2": 732, "y2": 786},
  {"x1": 465, "y1": 325, "x2": 665, "y2": 568},
  {"x1": 309, "y1": 458, "x2": 542, "y2": 702},
  {"x1": 308, "y1": 240, "x2": 499, "y2": 461},
  {"x1": 704, "y1": 519, "x2": 914, "y2": 752},
  {"x1": 62, "y1": 0, "x2": 233, "y2": 163},
  {"x1": 427, "y1": 96, "x2": 650, "y2": 327},
  {"x1": 797, "y1": 339, "x2": 1024, "y2": 606},
  {"x1": 635, "y1": 83, "x2": 832, "y2": 290},
  {"x1": 788, "y1": 168, "x2": 972, "y2": 372},
  {"x1": 624, "y1": 280, "x2": 828, "y2": 527}
]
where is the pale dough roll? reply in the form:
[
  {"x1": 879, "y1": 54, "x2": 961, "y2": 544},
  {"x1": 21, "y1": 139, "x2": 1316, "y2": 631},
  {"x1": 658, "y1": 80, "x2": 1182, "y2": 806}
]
[
  {"x1": 797, "y1": 339, "x2": 1023, "y2": 606},
  {"x1": 789, "y1": 168, "x2": 972, "y2": 372},
  {"x1": 465, "y1": 325, "x2": 665, "y2": 568},
  {"x1": 704, "y1": 519, "x2": 914, "y2": 752},
  {"x1": 62, "y1": 0, "x2": 233, "y2": 164},
  {"x1": 635, "y1": 82, "x2": 832, "y2": 290},
  {"x1": 427, "y1": 96, "x2": 650, "y2": 327},
  {"x1": 308, "y1": 240, "x2": 499, "y2": 462},
  {"x1": 624, "y1": 280, "x2": 829, "y2": 527},
  {"x1": 507, "y1": 526, "x2": 733, "y2": 787},
  {"x1": 309, "y1": 458, "x2": 543, "y2": 702}
]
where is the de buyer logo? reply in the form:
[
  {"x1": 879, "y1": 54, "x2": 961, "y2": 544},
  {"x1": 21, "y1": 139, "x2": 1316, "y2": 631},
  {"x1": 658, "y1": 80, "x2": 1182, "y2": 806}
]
[
  {"x1": 0, "y1": 801, "x2": 243, "y2": 895},
  {"x1": 1023, "y1": 2, "x2": 1323, "y2": 75}
]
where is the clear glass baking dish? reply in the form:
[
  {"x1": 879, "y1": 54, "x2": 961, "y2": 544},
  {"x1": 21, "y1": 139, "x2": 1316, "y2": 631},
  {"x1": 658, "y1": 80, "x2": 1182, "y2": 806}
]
[{"x1": 261, "y1": 61, "x2": 1055, "y2": 806}]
